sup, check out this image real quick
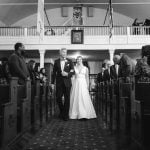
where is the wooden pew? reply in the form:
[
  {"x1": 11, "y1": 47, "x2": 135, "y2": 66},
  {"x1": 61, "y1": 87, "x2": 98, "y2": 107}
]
[
  {"x1": 0, "y1": 77, "x2": 18, "y2": 147},
  {"x1": 106, "y1": 81, "x2": 112, "y2": 129},
  {"x1": 118, "y1": 78, "x2": 132, "y2": 134},
  {"x1": 49, "y1": 86, "x2": 57, "y2": 117},
  {"x1": 31, "y1": 79, "x2": 40, "y2": 126},
  {"x1": 131, "y1": 81, "x2": 150, "y2": 148},
  {"x1": 17, "y1": 79, "x2": 31, "y2": 133},
  {"x1": 45, "y1": 83, "x2": 56, "y2": 121},
  {"x1": 45, "y1": 83, "x2": 50, "y2": 121},
  {"x1": 39, "y1": 82, "x2": 47, "y2": 126},
  {"x1": 100, "y1": 82, "x2": 106, "y2": 121},
  {"x1": 98, "y1": 82, "x2": 103, "y2": 115},
  {"x1": 110, "y1": 80, "x2": 119, "y2": 132},
  {"x1": 96, "y1": 83, "x2": 101, "y2": 115}
]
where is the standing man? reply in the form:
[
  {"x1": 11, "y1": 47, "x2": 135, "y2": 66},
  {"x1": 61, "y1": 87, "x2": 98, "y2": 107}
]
[
  {"x1": 114, "y1": 53, "x2": 135, "y2": 82},
  {"x1": 97, "y1": 63, "x2": 106, "y2": 83},
  {"x1": 8, "y1": 42, "x2": 29, "y2": 85},
  {"x1": 110, "y1": 55, "x2": 120, "y2": 80},
  {"x1": 51, "y1": 48, "x2": 74, "y2": 121},
  {"x1": 103, "y1": 60, "x2": 111, "y2": 81}
]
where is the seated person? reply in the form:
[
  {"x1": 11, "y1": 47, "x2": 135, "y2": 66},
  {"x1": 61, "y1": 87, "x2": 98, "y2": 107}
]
[
  {"x1": 114, "y1": 53, "x2": 135, "y2": 82},
  {"x1": 39, "y1": 68, "x2": 47, "y2": 84},
  {"x1": 0, "y1": 57, "x2": 11, "y2": 84},
  {"x1": 27, "y1": 60, "x2": 36, "y2": 85},
  {"x1": 135, "y1": 45, "x2": 150, "y2": 82}
]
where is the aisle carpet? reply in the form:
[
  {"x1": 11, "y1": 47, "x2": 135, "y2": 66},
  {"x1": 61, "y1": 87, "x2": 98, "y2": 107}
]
[
  {"x1": 26, "y1": 118, "x2": 111, "y2": 150},
  {"x1": 24, "y1": 117, "x2": 140, "y2": 150}
]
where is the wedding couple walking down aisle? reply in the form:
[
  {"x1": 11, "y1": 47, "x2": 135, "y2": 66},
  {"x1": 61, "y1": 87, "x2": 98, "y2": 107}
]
[{"x1": 51, "y1": 48, "x2": 96, "y2": 121}]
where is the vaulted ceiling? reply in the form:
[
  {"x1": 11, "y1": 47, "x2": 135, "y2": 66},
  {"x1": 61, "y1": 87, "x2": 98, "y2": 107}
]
[{"x1": 0, "y1": 0, "x2": 150, "y2": 25}]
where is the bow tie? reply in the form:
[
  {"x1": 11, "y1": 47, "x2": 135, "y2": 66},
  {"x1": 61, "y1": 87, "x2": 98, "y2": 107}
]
[{"x1": 61, "y1": 58, "x2": 66, "y2": 61}]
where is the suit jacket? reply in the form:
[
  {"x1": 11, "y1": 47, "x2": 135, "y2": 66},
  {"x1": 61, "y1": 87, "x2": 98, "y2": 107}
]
[
  {"x1": 97, "y1": 72, "x2": 105, "y2": 83},
  {"x1": 8, "y1": 52, "x2": 29, "y2": 84},
  {"x1": 51, "y1": 58, "x2": 74, "y2": 87},
  {"x1": 110, "y1": 65, "x2": 119, "y2": 80},
  {"x1": 103, "y1": 69, "x2": 111, "y2": 81}
]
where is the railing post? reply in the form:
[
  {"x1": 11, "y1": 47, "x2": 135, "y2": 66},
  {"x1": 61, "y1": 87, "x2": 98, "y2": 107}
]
[
  {"x1": 109, "y1": 49, "x2": 115, "y2": 64},
  {"x1": 127, "y1": 27, "x2": 130, "y2": 44},
  {"x1": 39, "y1": 49, "x2": 46, "y2": 68},
  {"x1": 24, "y1": 27, "x2": 27, "y2": 37}
]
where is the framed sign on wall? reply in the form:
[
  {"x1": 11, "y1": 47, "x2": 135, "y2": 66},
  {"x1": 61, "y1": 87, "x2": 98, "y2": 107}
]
[{"x1": 71, "y1": 30, "x2": 84, "y2": 44}]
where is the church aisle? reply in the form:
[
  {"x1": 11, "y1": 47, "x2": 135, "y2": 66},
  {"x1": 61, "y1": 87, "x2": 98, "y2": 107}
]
[
  {"x1": 25, "y1": 118, "x2": 112, "y2": 150},
  {"x1": 24, "y1": 117, "x2": 140, "y2": 150}
]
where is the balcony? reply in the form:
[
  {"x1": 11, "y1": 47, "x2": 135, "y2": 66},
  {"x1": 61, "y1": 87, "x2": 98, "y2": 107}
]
[{"x1": 0, "y1": 26, "x2": 150, "y2": 50}]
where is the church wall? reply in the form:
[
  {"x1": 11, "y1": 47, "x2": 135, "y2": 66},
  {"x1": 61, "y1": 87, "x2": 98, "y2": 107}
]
[{"x1": 12, "y1": 7, "x2": 133, "y2": 27}]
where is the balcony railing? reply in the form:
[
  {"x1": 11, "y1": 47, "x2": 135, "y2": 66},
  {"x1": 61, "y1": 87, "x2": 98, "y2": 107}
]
[{"x1": 0, "y1": 26, "x2": 150, "y2": 37}]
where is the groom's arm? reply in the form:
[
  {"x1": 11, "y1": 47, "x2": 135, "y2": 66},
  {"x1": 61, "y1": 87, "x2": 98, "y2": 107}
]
[
  {"x1": 62, "y1": 59, "x2": 75, "y2": 78},
  {"x1": 68, "y1": 60, "x2": 75, "y2": 78}
]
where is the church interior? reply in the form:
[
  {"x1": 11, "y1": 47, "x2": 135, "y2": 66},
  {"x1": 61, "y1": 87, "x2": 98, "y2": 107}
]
[{"x1": 0, "y1": 0, "x2": 150, "y2": 150}]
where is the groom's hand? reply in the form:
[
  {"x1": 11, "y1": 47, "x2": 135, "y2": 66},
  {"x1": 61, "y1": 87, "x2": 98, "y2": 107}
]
[{"x1": 61, "y1": 71, "x2": 68, "y2": 77}]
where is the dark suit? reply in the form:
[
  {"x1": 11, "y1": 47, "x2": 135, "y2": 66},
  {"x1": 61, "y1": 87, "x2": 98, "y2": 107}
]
[
  {"x1": 103, "y1": 68, "x2": 111, "y2": 81},
  {"x1": 8, "y1": 52, "x2": 29, "y2": 84},
  {"x1": 110, "y1": 64, "x2": 119, "y2": 80},
  {"x1": 97, "y1": 72, "x2": 105, "y2": 83},
  {"x1": 51, "y1": 58, "x2": 74, "y2": 119}
]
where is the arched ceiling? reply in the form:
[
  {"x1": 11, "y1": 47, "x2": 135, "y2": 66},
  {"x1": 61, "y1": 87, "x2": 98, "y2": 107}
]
[{"x1": 0, "y1": 0, "x2": 150, "y2": 25}]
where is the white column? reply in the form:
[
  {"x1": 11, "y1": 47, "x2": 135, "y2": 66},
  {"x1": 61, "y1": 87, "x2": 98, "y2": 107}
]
[
  {"x1": 127, "y1": 27, "x2": 130, "y2": 44},
  {"x1": 109, "y1": 49, "x2": 115, "y2": 65},
  {"x1": 39, "y1": 49, "x2": 45, "y2": 68},
  {"x1": 24, "y1": 27, "x2": 27, "y2": 37}
]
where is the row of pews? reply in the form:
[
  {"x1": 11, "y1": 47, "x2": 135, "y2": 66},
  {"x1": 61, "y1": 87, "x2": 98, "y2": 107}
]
[
  {"x1": 0, "y1": 78, "x2": 57, "y2": 149},
  {"x1": 96, "y1": 76, "x2": 150, "y2": 149}
]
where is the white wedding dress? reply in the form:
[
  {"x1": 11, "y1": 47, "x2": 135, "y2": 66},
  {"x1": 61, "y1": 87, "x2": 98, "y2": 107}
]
[{"x1": 69, "y1": 66, "x2": 97, "y2": 119}]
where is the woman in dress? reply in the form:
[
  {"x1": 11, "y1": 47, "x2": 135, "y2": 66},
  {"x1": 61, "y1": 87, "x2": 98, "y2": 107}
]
[{"x1": 69, "y1": 56, "x2": 97, "y2": 119}]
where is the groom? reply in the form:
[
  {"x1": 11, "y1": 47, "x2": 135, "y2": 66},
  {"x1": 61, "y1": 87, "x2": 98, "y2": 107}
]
[{"x1": 51, "y1": 48, "x2": 74, "y2": 121}]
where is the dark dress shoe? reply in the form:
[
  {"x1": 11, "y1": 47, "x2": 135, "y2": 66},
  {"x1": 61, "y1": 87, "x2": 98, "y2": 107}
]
[{"x1": 79, "y1": 118, "x2": 87, "y2": 121}]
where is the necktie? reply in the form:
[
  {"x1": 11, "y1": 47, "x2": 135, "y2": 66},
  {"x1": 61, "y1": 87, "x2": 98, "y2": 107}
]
[
  {"x1": 108, "y1": 68, "x2": 110, "y2": 75},
  {"x1": 61, "y1": 58, "x2": 67, "y2": 71},
  {"x1": 115, "y1": 65, "x2": 118, "y2": 75},
  {"x1": 61, "y1": 60, "x2": 65, "y2": 71}
]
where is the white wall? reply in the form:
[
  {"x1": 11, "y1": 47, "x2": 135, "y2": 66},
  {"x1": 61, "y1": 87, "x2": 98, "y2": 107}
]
[
  {"x1": 13, "y1": 7, "x2": 133, "y2": 27},
  {"x1": 88, "y1": 61, "x2": 102, "y2": 74},
  {"x1": 83, "y1": 8, "x2": 133, "y2": 26},
  {"x1": 0, "y1": 20, "x2": 6, "y2": 26}
]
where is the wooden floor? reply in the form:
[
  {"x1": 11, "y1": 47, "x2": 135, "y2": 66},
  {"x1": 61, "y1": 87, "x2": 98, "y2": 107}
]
[{"x1": 5, "y1": 115, "x2": 143, "y2": 150}]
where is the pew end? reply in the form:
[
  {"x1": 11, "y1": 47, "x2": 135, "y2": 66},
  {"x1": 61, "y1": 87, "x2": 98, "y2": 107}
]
[{"x1": 0, "y1": 77, "x2": 18, "y2": 147}]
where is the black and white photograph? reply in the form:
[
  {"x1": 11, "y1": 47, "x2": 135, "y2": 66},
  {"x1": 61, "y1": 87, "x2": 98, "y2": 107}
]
[{"x1": 0, "y1": 0, "x2": 150, "y2": 150}]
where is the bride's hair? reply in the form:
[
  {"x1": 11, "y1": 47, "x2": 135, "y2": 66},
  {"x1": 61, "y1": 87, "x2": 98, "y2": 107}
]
[{"x1": 76, "y1": 55, "x2": 82, "y2": 60}]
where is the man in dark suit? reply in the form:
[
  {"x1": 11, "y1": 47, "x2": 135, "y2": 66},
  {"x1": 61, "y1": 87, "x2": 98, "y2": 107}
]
[
  {"x1": 97, "y1": 63, "x2": 106, "y2": 83},
  {"x1": 51, "y1": 48, "x2": 74, "y2": 121},
  {"x1": 8, "y1": 42, "x2": 29, "y2": 85},
  {"x1": 103, "y1": 60, "x2": 111, "y2": 81},
  {"x1": 110, "y1": 55, "x2": 120, "y2": 80}
]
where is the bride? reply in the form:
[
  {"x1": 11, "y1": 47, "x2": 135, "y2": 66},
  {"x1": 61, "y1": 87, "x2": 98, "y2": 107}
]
[{"x1": 69, "y1": 56, "x2": 97, "y2": 119}]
